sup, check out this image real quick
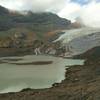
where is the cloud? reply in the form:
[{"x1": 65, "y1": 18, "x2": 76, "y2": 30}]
[
  {"x1": 0, "y1": 0, "x2": 100, "y2": 27},
  {"x1": 0, "y1": 0, "x2": 66, "y2": 12},
  {"x1": 58, "y1": 0, "x2": 100, "y2": 28},
  {"x1": 80, "y1": 1, "x2": 100, "y2": 28},
  {"x1": 58, "y1": 2, "x2": 81, "y2": 22}
]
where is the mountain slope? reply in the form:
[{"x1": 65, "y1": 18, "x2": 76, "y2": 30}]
[
  {"x1": 0, "y1": 5, "x2": 71, "y2": 32},
  {"x1": 74, "y1": 46, "x2": 100, "y2": 60}
]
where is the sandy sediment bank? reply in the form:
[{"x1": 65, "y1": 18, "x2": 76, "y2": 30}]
[{"x1": 9, "y1": 61, "x2": 53, "y2": 65}]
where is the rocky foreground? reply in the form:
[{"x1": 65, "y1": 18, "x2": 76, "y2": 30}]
[{"x1": 0, "y1": 47, "x2": 100, "y2": 100}]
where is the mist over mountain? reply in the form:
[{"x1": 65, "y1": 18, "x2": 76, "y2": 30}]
[
  {"x1": 0, "y1": 0, "x2": 100, "y2": 28},
  {"x1": 0, "y1": 5, "x2": 71, "y2": 31}
]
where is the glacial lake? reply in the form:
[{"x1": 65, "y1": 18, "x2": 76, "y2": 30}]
[{"x1": 0, "y1": 55, "x2": 84, "y2": 93}]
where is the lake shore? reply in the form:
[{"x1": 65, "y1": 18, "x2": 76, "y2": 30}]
[
  {"x1": 0, "y1": 47, "x2": 35, "y2": 57},
  {"x1": 0, "y1": 57, "x2": 99, "y2": 100}
]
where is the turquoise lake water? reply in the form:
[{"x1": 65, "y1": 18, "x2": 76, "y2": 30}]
[{"x1": 0, "y1": 55, "x2": 84, "y2": 93}]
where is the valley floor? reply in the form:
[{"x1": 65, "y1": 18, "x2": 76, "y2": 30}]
[{"x1": 0, "y1": 57, "x2": 100, "y2": 100}]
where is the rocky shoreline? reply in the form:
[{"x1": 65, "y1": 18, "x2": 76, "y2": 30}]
[{"x1": 0, "y1": 56, "x2": 99, "y2": 100}]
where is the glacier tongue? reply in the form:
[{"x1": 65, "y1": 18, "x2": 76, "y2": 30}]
[
  {"x1": 54, "y1": 27, "x2": 100, "y2": 56},
  {"x1": 54, "y1": 27, "x2": 100, "y2": 43}
]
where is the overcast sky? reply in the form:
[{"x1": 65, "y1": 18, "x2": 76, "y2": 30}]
[{"x1": 0, "y1": 0, "x2": 100, "y2": 27}]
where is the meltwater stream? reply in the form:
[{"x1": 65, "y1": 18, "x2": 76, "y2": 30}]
[{"x1": 0, "y1": 55, "x2": 84, "y2": 93}]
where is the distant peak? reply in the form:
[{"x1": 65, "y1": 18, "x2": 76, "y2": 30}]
[{"x1": 0, "y1": 5, "x2": 10, "y2": 15}]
